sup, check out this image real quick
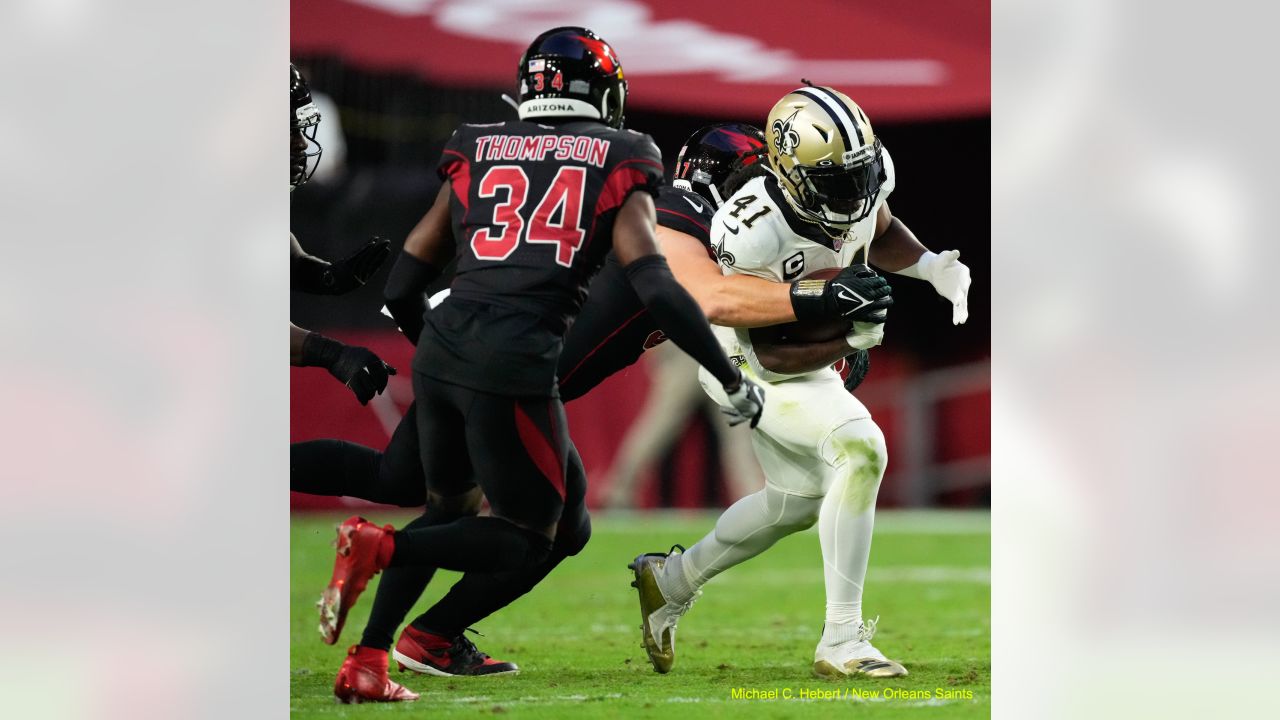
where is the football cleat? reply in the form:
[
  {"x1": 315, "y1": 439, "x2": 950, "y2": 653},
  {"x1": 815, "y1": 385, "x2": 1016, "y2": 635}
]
[
  {"x1": 333, "y1": 645, "x2": 419, "y2": 703},
  {"x1": 393, "y1": 626, "x2": 519, "y2": 677},
  {"x1": 628, "y1": 546, "x2": 700, "y2": 674},
  {"x1": 812, "y1": 617, "x2": 909, "y2": 679},
  {"x1": 318, "y1": 516, "x2": 395, "y2": 645}
]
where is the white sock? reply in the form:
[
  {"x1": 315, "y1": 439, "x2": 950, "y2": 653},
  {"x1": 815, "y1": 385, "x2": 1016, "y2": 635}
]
[
  {"x1": 818, "y1": 418, "x2": 887, "y2": 643},
  {"x1": 656, "y1": 551, "x2": 695, "y2": 604},
  {"x1": 660, "y1": 485, "x2": 822, "y2": 605},
  {"x1": 821, "y1": 617, "x2": 862, "y2": 645}
]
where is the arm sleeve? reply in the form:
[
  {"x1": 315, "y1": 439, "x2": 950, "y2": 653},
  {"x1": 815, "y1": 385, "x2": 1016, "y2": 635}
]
[
  {"x1": 624, "y1": 254, "x2": 739, "y2": 387},
  {"x1": 382, "y1": 250, "x2": 440, "y2": 345}
]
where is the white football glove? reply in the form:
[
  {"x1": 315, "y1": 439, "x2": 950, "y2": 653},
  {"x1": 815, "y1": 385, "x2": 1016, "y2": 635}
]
[
  {"x1": 845, "y1": 319, "x2": 885, "y2": 351},
  {"x1": 899, "y1": 250, "x2": 971, "y2": 325},
  {"x1": 721, "y1": 373, "x2": 766, "y2": 428}
]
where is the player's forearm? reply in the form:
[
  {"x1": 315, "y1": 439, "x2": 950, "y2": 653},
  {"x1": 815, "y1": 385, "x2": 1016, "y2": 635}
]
[
  {"x1": 290, "y1": 323, "x2": 312, "y2": 365},
  {"x1": 868, "y1": 217, "x2": 928, "y2": 273},
  {"x1": 290, "y1": 234, "x2": 334, "y2": 293},
  {"x1": 383, "y1": 251, "x2": 438, "y2": 345},
  {"x1": 697, "y1": 274, "x2": 797, "y2": 328},
  {"x1": 625, "y1": 255, "x2": 739, "y2": 387},
  {"x1": 754, "y1": 336, "x2": 852, "y2": 375}
]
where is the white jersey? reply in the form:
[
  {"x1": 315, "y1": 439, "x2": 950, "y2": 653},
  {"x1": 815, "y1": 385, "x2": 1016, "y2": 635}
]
[{"x1": 708, "y1": 149, "x2": 895, "y2": 379}]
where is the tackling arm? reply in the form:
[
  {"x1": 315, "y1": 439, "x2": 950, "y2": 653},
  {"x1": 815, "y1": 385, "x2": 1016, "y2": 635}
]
[
  {"x1": 660, "y1": 226, "x2": 796, "y2": 327},
  {"x1": 614, "y1": 191, "x2": 764, "y2": 426}
]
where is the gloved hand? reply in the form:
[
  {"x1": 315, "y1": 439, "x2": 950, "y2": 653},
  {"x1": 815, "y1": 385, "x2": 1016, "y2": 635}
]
[
  {"x1": 914, "y1": 250, "x2": 971, "y2": 325},
  {"x1": 834, "y1": 349, "x2": 871, "y2": 392},
  {"x1": 790, "y1": 264, "x2": 893, "y2": 323},
  {"x1": 845, "y1": 318, "x2": 885, "y2": 351},
  {"x1": 721, "y1": 371, "x2": 766, "y2": 428},
  {"x1": 301, "y1": 333, "x2": 397, "y2": 405},
  {"x1": 321, "y1": 237, "x2": 392, "y2": 295}
]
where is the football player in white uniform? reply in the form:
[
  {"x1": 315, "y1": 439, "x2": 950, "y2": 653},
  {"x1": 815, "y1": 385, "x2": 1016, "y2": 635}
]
[{"x1": 630, "y1": 85, "x2": 972, "y2": 678}]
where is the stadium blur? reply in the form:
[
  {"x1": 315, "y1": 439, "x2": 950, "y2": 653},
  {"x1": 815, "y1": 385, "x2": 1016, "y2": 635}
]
[
  {"x1": 290, "y1": 1, "x2": 989, "y2": 514},
  {"x1": 293, "y1": 1, "x2": 988, "y2": 515}
]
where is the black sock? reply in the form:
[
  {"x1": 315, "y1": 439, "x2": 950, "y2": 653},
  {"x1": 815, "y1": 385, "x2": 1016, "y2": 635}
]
[
  {"x1": 411, "y1": 550, "x2": 568, "y2": 638},
  {"x1": 390, "y1": 516, "x2": 551, "y2": 573}
]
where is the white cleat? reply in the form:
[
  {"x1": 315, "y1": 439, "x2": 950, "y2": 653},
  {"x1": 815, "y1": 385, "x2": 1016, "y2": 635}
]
[{"x1": 813, "y1": 617, "x2": 908, "y2": 679}]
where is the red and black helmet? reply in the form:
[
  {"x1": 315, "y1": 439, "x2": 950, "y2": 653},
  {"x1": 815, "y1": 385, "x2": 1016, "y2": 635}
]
[
  {"x1": 516, "y1": 27, "x2": 628, "y2": 128},
  {"x1": 673, "y1": 123, "x2": 768, "y2": 207}
]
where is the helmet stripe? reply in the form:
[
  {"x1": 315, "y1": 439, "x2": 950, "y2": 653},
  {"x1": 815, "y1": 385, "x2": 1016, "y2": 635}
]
[{"x1": 795, "y1": 87, "x2": 864, "y2": 149}]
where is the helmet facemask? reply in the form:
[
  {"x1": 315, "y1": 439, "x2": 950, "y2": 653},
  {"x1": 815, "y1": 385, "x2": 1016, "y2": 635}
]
[
  {"x1": 290, "y1": 63, "x2": 323, "y2": 191},
  {"x1": 290, "y1": 108, "x2": 323, "y2": 191},
  {"x1": 778, "y1": 138, "x2": 884, "y2": 226}
]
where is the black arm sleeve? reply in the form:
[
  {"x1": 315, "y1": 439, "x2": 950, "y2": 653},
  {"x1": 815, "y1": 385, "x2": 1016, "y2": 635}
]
[
  {"x1": 383, "y1": 250, "x2": 441, "y2": 345},
  {"x1": 623, "y1": 254, "x2": 739, "y2": 387}
]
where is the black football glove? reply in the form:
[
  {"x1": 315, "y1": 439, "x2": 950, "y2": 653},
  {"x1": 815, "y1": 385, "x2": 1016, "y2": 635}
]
[
  {"x1": 840, "y1": 349, "x2": 871, "y2": 392},
  {"x1": 301, "y1": 333, "x2": 397, "y2": 405},
  {"x1": 320, "y1": 237, "x2": 392, "y2": 295},
  {"x1": 790, "y1": 264, "x2": 893, "y2": 323}
]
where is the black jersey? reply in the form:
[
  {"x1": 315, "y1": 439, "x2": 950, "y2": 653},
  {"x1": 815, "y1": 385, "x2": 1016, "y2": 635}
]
[
  {"x1": 557, "y1": 185, "x2": 716, "y2": 400},
  {"x1": 415, "y1": 120, "x2": 664, "y2": 397}
]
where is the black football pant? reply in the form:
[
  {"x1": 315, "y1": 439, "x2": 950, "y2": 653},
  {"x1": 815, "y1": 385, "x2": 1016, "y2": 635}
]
[
  {"x1": 384, "y1": 372, "x2": 568, "y2": 572},
  {"x1": 359, "y1": 446, "x2": 590, "y2": 650},
  {"x1": 289, "y1": 402, "x2": 425, "y2": 507},
  {"x1": 303, "y1": 374, "x2": 590, "y2": 650}
]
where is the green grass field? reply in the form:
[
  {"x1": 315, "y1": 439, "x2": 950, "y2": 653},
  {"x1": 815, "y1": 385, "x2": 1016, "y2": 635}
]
[{"x1": 292, "y1": 510, "x2": 989, "y2": 718}]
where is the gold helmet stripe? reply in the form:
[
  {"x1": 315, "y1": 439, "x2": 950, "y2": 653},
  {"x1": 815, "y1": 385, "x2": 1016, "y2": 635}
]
[{"x1": 795, "y1": 86, "x2": 864, "y2": 151}]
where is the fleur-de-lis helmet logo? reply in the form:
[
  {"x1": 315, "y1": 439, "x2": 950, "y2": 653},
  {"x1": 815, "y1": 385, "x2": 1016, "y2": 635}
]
[{"x1": 771, "y1": 109, "x2": 801, "y2": 156}]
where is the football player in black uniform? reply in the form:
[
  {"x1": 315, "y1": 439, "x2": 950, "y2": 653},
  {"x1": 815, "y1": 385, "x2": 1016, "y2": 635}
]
[
  {"x1": 316, "y1": 28, "x2": 766, "y2": 703},
  {"x1": 289, "y1": 63, "x2": 396, "y2": 407},
  {"x1": 293, "y1": 123, "x2": 881, "y2": 692}
]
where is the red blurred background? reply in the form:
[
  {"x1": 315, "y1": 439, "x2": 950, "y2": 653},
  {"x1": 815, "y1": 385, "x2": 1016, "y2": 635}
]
[{"x1": 290, "y1": 0, "x2": 989, "y2": 510}]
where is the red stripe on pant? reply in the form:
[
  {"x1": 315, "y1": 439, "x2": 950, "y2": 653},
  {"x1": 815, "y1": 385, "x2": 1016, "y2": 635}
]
[{"x1": 513, "y1": 402, "x2": 566, "y2": 500}]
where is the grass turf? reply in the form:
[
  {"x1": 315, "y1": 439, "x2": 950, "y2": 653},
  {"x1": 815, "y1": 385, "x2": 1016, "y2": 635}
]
[{"x1": 292, "y1": 510, "x2": 989, "y2": 718}]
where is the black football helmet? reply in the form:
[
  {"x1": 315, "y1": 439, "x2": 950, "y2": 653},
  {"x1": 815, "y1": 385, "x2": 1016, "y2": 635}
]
[
  {"x1": 673, "y1": 123, "x2": 768, "y2": 207},
  {"x1": 290, "y1": 63, "x2": 323, "y2": 190},
  {"x1": 516, "y1": 27, "x2": 627, "y2": 128}
]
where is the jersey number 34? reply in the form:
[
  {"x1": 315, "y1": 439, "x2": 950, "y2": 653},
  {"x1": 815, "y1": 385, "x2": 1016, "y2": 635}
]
[{"x1": 472, "y1": 165, "x2": 587, "y2": 268}]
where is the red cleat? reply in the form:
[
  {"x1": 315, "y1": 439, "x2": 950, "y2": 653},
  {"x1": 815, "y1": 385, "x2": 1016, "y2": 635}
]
[
  {"x1": 317, "y1": 516, "x2": 395, "y2": 645},
  {"x1": 393, "y1": 625, "x2": 520, "y2": 677},
  {"x1": 333, "y1": 645, "x2": 419, "y2": 703}
]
